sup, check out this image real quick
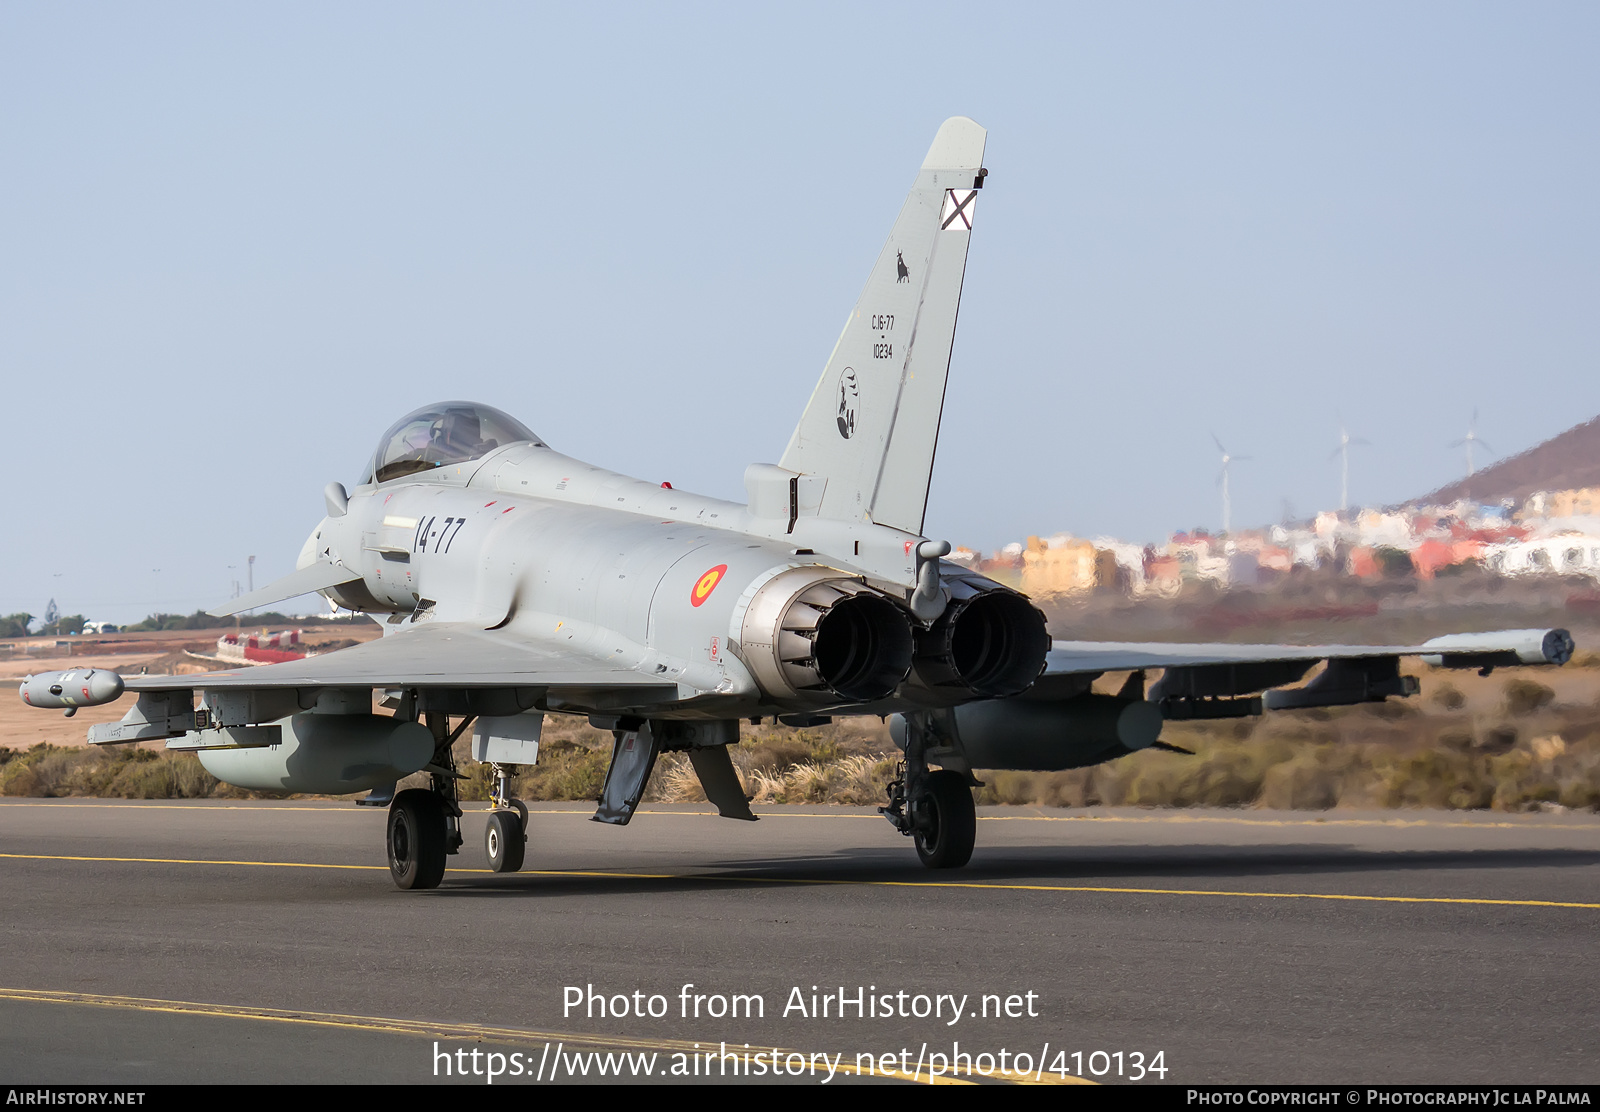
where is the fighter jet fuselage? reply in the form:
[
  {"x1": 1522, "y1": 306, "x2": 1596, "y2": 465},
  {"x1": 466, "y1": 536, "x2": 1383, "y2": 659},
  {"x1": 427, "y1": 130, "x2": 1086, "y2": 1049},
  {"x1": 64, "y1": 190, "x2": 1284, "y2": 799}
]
[{"x1": 312, "y1": 420, "x2": 1046, "y2": 720}]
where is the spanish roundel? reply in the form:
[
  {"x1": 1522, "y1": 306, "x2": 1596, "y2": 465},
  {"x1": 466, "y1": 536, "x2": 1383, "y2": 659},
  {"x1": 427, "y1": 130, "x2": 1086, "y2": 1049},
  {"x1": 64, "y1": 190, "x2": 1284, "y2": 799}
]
[{"x1": 690, "y1": 564, "x2": 728, "y2": 607}]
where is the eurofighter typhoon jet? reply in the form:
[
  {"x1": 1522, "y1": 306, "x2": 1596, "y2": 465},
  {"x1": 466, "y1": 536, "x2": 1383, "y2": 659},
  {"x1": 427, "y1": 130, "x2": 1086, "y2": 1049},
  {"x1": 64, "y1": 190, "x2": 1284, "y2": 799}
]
[{"x1": 21, "y1": 118, "x2": 1575, "y2": 889}]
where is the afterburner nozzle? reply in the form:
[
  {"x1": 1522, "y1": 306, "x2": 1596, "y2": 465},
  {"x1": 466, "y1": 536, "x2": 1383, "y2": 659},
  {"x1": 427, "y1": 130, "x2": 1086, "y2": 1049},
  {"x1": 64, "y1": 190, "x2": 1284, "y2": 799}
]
[{"x1": 19, "y1": 669, "x2": 125, "y2": 709}]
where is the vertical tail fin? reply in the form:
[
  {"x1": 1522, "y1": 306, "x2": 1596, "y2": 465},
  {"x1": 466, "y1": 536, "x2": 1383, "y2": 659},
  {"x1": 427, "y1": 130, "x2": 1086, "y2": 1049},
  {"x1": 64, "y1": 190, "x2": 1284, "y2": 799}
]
[{"x1": 779, "y1": 117, "x2": 987, "y2": 535}]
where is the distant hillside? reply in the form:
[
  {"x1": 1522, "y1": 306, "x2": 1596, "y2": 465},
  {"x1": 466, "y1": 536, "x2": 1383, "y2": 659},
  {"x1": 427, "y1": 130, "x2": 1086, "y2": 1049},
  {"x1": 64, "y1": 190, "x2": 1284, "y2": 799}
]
[{"x1": 1413, "y1": 414, "x2": 1600, "y2": 507}]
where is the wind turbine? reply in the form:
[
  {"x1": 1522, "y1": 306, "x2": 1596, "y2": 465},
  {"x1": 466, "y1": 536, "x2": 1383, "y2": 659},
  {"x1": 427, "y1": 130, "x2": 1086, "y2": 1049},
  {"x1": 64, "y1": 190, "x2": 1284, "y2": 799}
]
[
  {"x1": 1212, "y1": 433, "x2": 1251, "y2": 535},
  {"x1": 1330, "y1": 421, "x2": 1371, "y2": 515},
  {"x1": 1449, "y1": 410, "x2": 1494, "y2": 498}
]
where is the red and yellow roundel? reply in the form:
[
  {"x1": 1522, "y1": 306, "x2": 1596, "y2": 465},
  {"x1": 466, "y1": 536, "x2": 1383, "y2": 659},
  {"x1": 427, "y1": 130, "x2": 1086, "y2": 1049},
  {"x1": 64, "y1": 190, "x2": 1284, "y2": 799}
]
[{"x1": 690, "y1": 564, "x2": 728, "y2": 607}]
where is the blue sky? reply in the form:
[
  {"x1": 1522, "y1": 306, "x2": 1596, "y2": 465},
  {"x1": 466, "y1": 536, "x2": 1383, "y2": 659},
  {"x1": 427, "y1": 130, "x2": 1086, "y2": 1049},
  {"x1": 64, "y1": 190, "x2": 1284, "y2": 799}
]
[{"x1": 4, "y1": 3, "x2": 1597, "y2": 622}]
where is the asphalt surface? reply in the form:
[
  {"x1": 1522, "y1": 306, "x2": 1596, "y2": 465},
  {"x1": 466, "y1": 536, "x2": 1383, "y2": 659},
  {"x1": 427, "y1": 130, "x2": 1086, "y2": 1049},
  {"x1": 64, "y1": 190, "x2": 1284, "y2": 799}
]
[{"x1": 1, "y1": 799, "x2": 1596, "y2": 1086}]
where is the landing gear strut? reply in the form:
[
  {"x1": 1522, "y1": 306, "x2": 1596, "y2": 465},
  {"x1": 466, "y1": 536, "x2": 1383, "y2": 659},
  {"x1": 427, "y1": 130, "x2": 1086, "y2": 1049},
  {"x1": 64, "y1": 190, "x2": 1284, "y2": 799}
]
[
  {"x1": 880, "y1": 712, "x2": 977, "y2": 870},
  {"x1": 386, "y1": 710, "x2": 471, "y2": 891},
  {"x1": 484, "y1": 761, "x2": 528, "y2": 873}
]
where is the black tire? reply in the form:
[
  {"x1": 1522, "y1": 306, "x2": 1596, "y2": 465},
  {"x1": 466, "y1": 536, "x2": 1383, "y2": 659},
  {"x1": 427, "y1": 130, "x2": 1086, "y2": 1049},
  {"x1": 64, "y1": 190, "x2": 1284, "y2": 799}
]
[
  {"x1": 388, "y1": 789, "x2": 447, "y2": 890},
  {"x1": 913, "y1": 770, "x2": 976, "y2": 869},
  {"x1": 485, "y1": 809, "x2": 526, "y2": 873}
]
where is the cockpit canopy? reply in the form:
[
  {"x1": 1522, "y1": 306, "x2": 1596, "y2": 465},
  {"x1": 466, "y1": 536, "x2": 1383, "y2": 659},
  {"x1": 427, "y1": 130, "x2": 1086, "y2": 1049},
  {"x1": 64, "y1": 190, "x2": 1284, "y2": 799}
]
[{"x1": 363, "y1": 401, "x2": 542, "y2": 484}]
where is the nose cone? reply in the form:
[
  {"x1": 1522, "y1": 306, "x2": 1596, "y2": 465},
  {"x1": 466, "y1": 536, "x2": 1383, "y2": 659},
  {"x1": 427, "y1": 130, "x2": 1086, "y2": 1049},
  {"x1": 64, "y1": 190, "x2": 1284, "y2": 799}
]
[{"x1": 84, "y1": 669, "x2": 125, "y2": 704}]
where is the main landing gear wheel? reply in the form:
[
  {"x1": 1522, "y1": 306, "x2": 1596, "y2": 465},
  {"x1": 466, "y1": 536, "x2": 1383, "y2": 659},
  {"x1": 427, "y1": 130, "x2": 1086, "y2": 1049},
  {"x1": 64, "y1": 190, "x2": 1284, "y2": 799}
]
[
  {"x1": 914, "y1": 770, "x2": 976, "y2": 869},
  {"x1": 388, "y1": 789, "x2": 448, "y2": 890},
  {"x1": 485, "y1": 809, "x2": 526, "y2": 873}
]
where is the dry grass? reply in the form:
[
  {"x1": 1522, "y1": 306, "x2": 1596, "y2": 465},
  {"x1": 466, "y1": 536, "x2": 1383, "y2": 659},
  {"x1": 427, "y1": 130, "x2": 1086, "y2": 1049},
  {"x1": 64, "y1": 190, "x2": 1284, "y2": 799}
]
[
  {"x1": 6, "y1": 671, "x2": 1597, "y2": 812},
  {"x1": 0, "y1": 743, "x2": 249, "y2": 799},
  {"x1": 643, "y1": 718, "x2": 896, "y2": 806},
  {"x1": 973, "y1": 675, "x2": 1600, "y2": 813},
  {"x1": 649, "y1": 752, "x2": 896, "y2": 806}
]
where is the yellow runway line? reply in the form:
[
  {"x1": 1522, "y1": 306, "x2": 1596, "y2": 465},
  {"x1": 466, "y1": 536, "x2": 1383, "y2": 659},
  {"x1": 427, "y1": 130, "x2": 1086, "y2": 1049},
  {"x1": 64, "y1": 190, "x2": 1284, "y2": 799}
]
[
  {"x1": 518, "y1": 869, "x2": 1600, "y2": 910},
  {"x1": 0, "y1": 988, "x2": 1088, "y2": 1085},
  {"x1": 4, "y1": 851, "x2": 1595, "y2": 910},
  {"x1": 843, "y1": 880, "x2": 1600, "y2": 910},
  {"x1": 0, "y1": 851, "x2": 386, "y2": 870}
]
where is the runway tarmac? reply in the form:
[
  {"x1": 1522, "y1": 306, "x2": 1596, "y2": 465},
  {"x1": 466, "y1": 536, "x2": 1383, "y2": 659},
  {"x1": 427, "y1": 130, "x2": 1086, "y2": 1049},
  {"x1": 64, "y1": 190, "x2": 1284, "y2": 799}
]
[{"x1": 1, "y1": 799, "x2": 1596, "y2": 1085}]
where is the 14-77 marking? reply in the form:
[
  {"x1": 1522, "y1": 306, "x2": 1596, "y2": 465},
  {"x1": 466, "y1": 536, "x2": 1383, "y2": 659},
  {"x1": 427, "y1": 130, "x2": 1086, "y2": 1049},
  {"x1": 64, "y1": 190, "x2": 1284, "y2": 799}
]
[{"x1": 414, "y1": 515, "x2": 466, "y2": 554}]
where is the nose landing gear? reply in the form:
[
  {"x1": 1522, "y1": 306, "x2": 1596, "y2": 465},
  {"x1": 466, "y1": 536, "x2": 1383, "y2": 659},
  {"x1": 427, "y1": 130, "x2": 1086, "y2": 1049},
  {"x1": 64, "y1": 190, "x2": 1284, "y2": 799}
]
[
  {"x1": 484, "y1": 761, "x2": 528, "y2": 874},
  {"x1": 485, "y1": 809, "x2": 526, "y2": 872}
]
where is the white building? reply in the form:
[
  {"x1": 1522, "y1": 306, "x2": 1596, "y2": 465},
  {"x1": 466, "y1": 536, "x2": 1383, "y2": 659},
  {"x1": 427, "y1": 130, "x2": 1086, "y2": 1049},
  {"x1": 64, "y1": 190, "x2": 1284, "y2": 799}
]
[{"x1": 1483, "y1": 532, "x2": 1600, "y2": 581}]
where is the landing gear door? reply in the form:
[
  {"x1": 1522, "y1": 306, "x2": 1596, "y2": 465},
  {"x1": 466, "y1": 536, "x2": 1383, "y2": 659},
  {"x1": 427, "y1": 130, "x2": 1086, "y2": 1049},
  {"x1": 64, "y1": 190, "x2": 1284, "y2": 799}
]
[
  {"x1": 472, "y1": 713, "x2": 543, "y2": 766},
  {"x1": 593, "y1": 724, "x2": 660, "y2": 826}
]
